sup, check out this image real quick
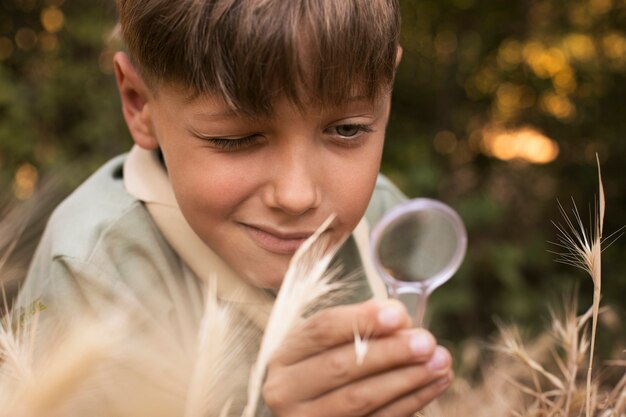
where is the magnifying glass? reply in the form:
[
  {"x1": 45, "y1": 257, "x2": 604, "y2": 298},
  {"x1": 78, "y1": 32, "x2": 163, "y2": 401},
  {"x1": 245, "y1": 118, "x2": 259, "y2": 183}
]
[{"x1": 370, "y1": 198, "x2": 467, "y2": 327}]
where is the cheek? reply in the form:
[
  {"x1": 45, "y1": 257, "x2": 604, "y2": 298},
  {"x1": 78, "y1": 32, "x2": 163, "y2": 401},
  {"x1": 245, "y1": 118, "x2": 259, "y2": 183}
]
[
  {"x1": 166, "y1": 151, "x2": 260, "y2": 223},
  {"x1": 329, "y1": 138, "x2": 384, "y2": 230},
  {"x1": 338, "y1": 169, "x2": 378, "y2": 222},
  {"x1": 152, "y1": 115, "x2": 256, "y2": 218}
]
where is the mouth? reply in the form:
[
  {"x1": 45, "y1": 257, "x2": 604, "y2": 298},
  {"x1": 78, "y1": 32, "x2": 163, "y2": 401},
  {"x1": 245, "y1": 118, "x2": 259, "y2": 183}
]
[{"x1": 241, "y1": 223, "x2": 316, "y2": 255}]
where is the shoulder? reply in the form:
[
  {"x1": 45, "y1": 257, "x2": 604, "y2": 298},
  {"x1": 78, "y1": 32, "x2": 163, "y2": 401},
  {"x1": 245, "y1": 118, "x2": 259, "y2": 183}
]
[
  {"x1": 365, "y1": 174, "x2": 408, "y2": 226},
  {"x1": 19, "y1": 154, "x2": 181, "y2": 314},
  {"x1": 43, "y1": 154, "x2": 140, "y2": 261},
  {"x1": 40, "y1": 154, "x2": 175, "y2": 266}
]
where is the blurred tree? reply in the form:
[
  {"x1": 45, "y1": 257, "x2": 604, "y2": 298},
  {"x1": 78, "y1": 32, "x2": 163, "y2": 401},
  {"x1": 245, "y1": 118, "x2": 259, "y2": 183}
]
[
  {"x1": 388, "y1": 0, "x2": 626, "y2": 343},
  {"x1": 0, "y1": 0, "x2": 126, "y2": 194},
  {"x1": 0, "y1": 0, "x2": 624, "y2": 344}
]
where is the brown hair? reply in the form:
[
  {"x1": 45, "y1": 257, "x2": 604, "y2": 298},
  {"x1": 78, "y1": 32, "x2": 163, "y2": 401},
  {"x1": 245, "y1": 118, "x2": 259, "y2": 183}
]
[{"x1": 116, "y1": 0, "x2": 401, "y2": 115}]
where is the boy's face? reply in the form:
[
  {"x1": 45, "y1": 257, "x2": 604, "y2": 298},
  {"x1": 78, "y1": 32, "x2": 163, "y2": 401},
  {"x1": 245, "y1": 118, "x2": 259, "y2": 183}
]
[{"x1": 117, "y1": 56, "x2": 390, "y2": 289}]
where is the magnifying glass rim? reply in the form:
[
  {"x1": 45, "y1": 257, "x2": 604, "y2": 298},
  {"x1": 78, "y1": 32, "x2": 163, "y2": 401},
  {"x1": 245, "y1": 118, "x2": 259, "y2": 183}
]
[{"x1": 370, "y1": 198, "x2": 467, "y2": 294}]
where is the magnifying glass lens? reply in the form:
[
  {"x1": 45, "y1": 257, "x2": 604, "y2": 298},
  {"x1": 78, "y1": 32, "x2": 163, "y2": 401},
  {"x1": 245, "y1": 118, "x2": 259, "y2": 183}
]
[
  {"x1": 370, "y1": 198, "x2": 467, "y2": 327},
  {"x1": 378, "y1": 210, "x2": 461, "y2": 283}
]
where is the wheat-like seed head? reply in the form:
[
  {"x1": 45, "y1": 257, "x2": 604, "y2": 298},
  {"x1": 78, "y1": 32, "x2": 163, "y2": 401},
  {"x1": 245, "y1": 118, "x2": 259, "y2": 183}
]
[{"x1": 243, "y1": 214, "x2": 349, "y2": 417}]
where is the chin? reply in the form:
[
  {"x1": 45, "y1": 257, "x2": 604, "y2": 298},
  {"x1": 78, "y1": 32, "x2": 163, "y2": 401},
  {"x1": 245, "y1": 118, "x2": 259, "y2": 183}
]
[
  {"x1": 240, "y1": 267, "x2": 285, "y2": 291},
  {"x1": 259, "y1": 275, "x2": 285, "y2": 291}
]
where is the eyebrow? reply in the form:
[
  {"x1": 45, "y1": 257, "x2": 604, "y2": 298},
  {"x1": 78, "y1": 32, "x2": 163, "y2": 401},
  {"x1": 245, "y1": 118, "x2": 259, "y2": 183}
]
[
  {"x1": 182, "y1": 92, "x2": 242, "y2": 120},
  {"x1": 190, "y1": 109, "x2": 240, "y2": 120},
  {"x1": 188, "y1": 94, "x2": 378, "y2": 121}
]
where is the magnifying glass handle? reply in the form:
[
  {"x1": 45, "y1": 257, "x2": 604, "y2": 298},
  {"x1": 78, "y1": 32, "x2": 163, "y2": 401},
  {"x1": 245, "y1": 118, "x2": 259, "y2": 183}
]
[
  {"x1": 387, "y1": 283, "x2": 430, "y2": 328},
  {"x1": 414, "y1": 291, "x2": 429, "y2": 328}
]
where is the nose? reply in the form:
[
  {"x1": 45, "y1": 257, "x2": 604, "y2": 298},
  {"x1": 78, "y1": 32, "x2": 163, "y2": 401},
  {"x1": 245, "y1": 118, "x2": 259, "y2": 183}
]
[{"x1": 264, "y1": 146, "x2": 321, "y2": 216}]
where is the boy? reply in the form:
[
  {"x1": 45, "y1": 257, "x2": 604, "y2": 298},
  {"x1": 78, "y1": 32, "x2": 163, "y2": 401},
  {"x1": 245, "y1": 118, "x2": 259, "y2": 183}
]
[{"x1": 18, "y1": 0, "x2": 453, "y2": 415}]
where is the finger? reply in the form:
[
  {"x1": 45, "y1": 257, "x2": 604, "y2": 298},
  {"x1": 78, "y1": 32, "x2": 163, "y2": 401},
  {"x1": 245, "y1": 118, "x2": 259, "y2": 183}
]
[
  {"x1": 274, "y1": 298, "x2": 411, "y2": 366},
  {"x1": 301, "y1": 352, "x2": 452, "y2": 417},
  {"x1": 369, "y1": 372, "x2": 454, "y2": 417},
  {"x1": 276, "y1": 329, "x2": 440, "y2": 399}
]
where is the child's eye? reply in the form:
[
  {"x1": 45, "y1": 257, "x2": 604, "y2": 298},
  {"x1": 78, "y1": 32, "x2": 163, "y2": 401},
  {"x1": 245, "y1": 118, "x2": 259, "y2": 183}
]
[
  {"x1": 334, "y1": 124, "x2": 363, "y2": 137},
  {"x1": 328, "y1": 124, "x2": 374, "y2": 143},
  {"x1": 202, "y1": 135, "x2": 262, "y2": 152}
]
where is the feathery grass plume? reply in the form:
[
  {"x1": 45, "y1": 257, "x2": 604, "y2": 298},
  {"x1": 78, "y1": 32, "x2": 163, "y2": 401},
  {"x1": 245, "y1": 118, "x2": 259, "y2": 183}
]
[
  {"x1": 423, "y1": 299, "x2": 624, "y2": 417},
  {"x1": 243, "y1": 214, "x2": 346, "y2": 417},
  {"x1": 0, "y1": 289, "x2": 37, "y2": 388},
  {"x1": 0, "y1": 295, "x2": 131, "y2": 417},
  {"x1": 1, "y1": 273, "x2": 259, "y2": 417},
  {"x1": 495, "y1": 323, "x2": 565, "y2": 393},
  {"x1": 7, "y1": 317, "x2": 124, "y2": 417},
  {"x1": 494, "y1": 302, "x2": 596, "y2": 416},
  {"x1": 184, "y1": 276, "x2": 258, "y2": 417},
  {"x1": 549, "y1": 155, "x2": 626, "y2": 417},
  {"x1": 68, "y1": 264, "x2": 259, "y2": 417}
]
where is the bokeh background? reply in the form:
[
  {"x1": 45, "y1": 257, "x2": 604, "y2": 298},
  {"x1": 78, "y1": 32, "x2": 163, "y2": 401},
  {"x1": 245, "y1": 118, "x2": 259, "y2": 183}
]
[{"x1": 1, "y1": 0, "x2": 624, "y2": 349}]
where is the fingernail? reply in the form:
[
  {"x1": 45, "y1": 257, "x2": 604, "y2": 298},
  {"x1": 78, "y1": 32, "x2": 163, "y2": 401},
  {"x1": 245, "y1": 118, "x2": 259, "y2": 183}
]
[
  {"x1": 409, "y1": 332, "x2": 434, "y2": 357},
  {"x1": 377, "y1": 303, "x2": 404, "y2": 327},
  {"x1": 427, "y1": 347, "x2": 450, "y2": 371}
]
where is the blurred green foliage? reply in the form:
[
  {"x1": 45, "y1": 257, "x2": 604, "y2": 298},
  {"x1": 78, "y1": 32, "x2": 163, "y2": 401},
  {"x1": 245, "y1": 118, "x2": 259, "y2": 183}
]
[{"x1": 1, "y1": 0, "x2": 624, "y2": 344}]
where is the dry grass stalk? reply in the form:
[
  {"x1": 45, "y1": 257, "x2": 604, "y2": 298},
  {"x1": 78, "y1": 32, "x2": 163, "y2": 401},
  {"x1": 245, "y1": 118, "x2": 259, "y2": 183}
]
[
  {"x1": 550, "y1": 155, "x2": 606, "y2": 417},
  {"x1": 243, "y1": 214, "x2": 346, "y2": 417},
  {"x1": 425, "y1": 300, "x2": 624, "y2": 417},
  {"x1": 9, "y1": 318, "x2": 121, "y2": 417},
  {"x1": 425, "y1": 157, "x2": 624, "y2": 417},
  {"x1": 0, "y1": 278, "x2": 257, "y2": 417},
  {"x1": 549, "y1": 155, "x2": 624, "y2": 416},
  {"x1": 1, "y1": 288, "x2": 135, "y2": 417},
  {"x1": 183, "y1": 276, "x2": 259, "y2": 417}
]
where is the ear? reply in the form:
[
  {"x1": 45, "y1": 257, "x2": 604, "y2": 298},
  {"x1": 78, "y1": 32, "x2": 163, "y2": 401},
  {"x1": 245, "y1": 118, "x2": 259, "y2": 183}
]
[
  {"x1": 395, "y1": 45, "x2": 403, "y2": 68},
  {"x1": 113, "y1": 52, "x2": 159, "y2": 150}
]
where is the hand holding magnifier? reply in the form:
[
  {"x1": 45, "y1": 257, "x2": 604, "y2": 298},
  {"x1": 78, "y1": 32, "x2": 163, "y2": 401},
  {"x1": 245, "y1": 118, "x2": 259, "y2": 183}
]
[{"x1": 370, "y1": 198, "x2": 467, "y2": 327}]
